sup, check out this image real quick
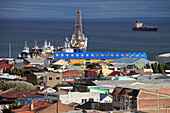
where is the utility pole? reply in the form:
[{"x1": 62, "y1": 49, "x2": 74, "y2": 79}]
[{"x1": 9, "y1": 43, "x2": 11, "y2": 58}]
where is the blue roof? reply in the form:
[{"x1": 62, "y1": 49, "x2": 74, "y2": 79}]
[
  {"x1": 100, "y1": 93, "x2": 109, "y2": 101},
  {"x1": 54, "y1": 52, "x2": 147, "y2": 60}
]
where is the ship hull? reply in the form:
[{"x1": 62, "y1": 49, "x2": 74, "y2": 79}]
[
  {"x1": 132, "y1": 27, "x2": 159, "y2": 31},
  {"x1": 74, "y1": 48, "x2": 87, "y2": 52}
]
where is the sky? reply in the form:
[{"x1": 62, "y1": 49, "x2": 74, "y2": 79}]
[{"x1": 0, "y1": 0, "x2": 170, "y2": 19}]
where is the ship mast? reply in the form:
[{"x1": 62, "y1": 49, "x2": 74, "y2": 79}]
[{"x1": 74, "y1": 10, "x2": 83, "y2": 44}]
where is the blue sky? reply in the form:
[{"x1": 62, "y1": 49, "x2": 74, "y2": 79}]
[{"x1": 0, "y1": 0, "x2": 170, "y2": 18}]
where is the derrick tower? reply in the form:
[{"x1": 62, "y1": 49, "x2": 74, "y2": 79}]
[
  {"x1": 70, "y1": 10, "x2": 88, "y2": 52},
  {"x1": 74, "y1": 10, "x2": 83, "y2": 43}
]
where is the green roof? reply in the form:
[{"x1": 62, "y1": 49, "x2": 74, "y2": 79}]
[
  {"x1": 135, "y1": 63, "x2": 145, "y2": 69},
  {"x1": 68, "y1": 66, "x2": 84, "y2": 70}
]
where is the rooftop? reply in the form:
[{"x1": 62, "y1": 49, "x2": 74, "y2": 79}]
[
  {"x1": 0, "y1": 89, "x2": 43, "y2": 98},
  {"x1": 158, "y1": 53, "x2": 170, "y2": 57},
  {"x1": 85, "y1": 68, "x2": 102, "y2": 72},
  {"x1": 93, "y1": 79, "x2": 170, "y2": 87},
  {"x1": 0, "y1": 73, "x2": 19, "y2": 79},
  {"x1": 12, "y1": 100, "x2": 53, "y2": 113}
]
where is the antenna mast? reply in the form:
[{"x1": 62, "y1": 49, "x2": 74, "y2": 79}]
[{"x1": 9, "y1": 43, "x2": 11, "y2": 58}]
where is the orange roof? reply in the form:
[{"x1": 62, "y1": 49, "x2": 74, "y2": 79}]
[
  {"x1": 22, "y1": 64, "x2": 35, "y2": 67},
  {"x1": 85, "y1": 68, "x2": 102, "y2": 72},
  {"x1": 62, "y1": 70, "x2": 81, "y2": 78},
  {"x1": 78, "y1": 68, "x2": 86, "y2": 71},
  {"x1": 0, "y1": 89, "x2": 43, "y2": 98},
  {"x1": 12, "y1": 100, "x2": 53, "y2": 113},
  {"x1": 150, "y1": 89, "x2": 170, "y2": 94}
]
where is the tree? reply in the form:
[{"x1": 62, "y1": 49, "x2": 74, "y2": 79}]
[
  {"x1": 86, "y1": 63, "x2": 100, "y2": 69},
  {"x1": 98, "y1": 70, "x2": 104, "y2": 79},
  {"x1": 51, "y1": 65, "x2": 60, "y2": 70},
  {"x1": 7, "y1": 81, "x2": 36, "y2": 92},
  {"x1": 158, "y1": 63, "x2": 164, "y2": 74},
  {"x1": 9, "y1": 67, "x2": 31, "y2": 77}
]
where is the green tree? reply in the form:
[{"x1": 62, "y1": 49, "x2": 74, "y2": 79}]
[
  {"x1": 98, "y1": 70, "x2": 104, "y2": 79},
  {"x1": 51, "y1": 65, "x2": 60, "y2": 70},
  {"x1": 86, "y1": 63, "x2": 99, "y2": 69},
  {"x1": 154, "y1": 62, "x2": 159, "y2": 73},
  {"x1": 158, "y1": 63, "x2": 164, "y2": 74},
  {"x1": 7, "y1": 81, "x2": 36, "y2": 92}
]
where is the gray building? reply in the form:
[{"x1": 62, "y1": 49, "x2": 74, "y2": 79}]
[{"x1": 156, "y1": 53, "x2": 170, "y2": 66}]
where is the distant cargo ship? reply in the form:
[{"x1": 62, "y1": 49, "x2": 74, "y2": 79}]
[{"x1": 132, "y1": 20, "x2": 158, "y2": 31}]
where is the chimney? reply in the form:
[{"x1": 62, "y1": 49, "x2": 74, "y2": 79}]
[{"x1": 30, "y1": 99, "x2": 34, "y2": 111}]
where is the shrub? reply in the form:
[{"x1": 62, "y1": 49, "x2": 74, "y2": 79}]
[{"x1": 7, "y1": 81, "x2": 36, "y2": 92}]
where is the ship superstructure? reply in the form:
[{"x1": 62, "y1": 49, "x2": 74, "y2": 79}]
[
  {"x1": 70, "y1": 10, "x2": 88, "y2": 52},
  {"x1": 18, "y1": 41, "x2": 31, "y2": 59},
  {"x1": 132, "y1": 20, "x2": 159, "y2": 31},
  {"x1": 42, "y1": 40, "x2": 54, "y2": 54},
  {"x1": 31, "y1": 41, "x2": 42, "y2": 58}
]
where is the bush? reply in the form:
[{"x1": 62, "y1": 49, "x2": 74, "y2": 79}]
[
  {"x1": 0, "y1": 83, "x2": 10, "y2": 91},
  {"x1": 9, "y1": 67, "x2": 31, "y2": 77},
  {"x1": 51, "y1": 65, "x2": 60, "y2": 70},
  {"x1": 7, "y1": 81, "x2": 36, "y2": 92},
  {"x1": 86, "y1": 63, "x2": 100, "y2": 69},
  {"x1": 75, "y1": 63, "x2": 81, "y2": 66},
  {"x1": 29, "y1": 68, "x2": 44, "y2": 72}
]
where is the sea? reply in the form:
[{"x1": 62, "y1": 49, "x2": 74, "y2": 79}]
[{"x1": 0, "y1": 18, "x2": 170, "y2": 60}]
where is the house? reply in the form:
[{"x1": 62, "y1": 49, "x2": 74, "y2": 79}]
[
  {"x1": 101, "y1": 65, "x2": 113, "y2": 76},
  {"x1": 53, "y1": 60, "x2": 69, "y2": 66},
  {"x1": 85, "y1": 68, "x2": 102, "y2": 79},
  {"x1": 111, "y1": 84, "x2": 170, "y2": 112},
  {"x1": 46, "y1": 92, "x2": 100, "y2": 104},
  {"x1": 112, "y1": 87, "x2": 139, "y2": 110},
  {"x1": 27, "y1": 72, "x2": 62, "y2": 87},
  {"x1": 12, "y1": 99, "x2": 74, "y2": 113},
  {"x1": 100, "y1": 94, "x2": 112, "y2": 103},
  {"x1": 39, "y1": 72, "x2": 62, "y2": 87},
  {"x1": 0, "y1": 89, "x2": 45, "y2": 106},
  {"x1": 0, "y1": 68, "x2": 3, "y2": 74},
  {"x1": 38, "y1": 86, "x2": 56, "y2": 93},
  {"x1": 62, "y1": 70, "x2": 81, "y2": 83},
  {"x1": 108, "y1": 57, "x2": 153, "y2": 73},
  {"x1": 0, "y1": 61, "x2": 14, "y2": 73},
  {"x1": 108, "y1": 71, "x2": 126, "y2": 77},
  {"x1": 0, "y1": 73, "x2": 26, "y2": 83},
  {"x1": 24, "y1": 58, "x2": 50, "y2": 67}
]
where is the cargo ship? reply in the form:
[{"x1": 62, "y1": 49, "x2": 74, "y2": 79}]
[{"x1": 132, "y1": 20, "x2": 158, "y2": 31}]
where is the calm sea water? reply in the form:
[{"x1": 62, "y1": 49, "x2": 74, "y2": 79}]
[{"x1": 0, "y1": 18, "x2": 170, "y2": 60}]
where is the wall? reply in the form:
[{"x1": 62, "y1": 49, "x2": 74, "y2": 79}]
[
  {"x1": 46, "y1": 92, "x2": 100, "y2": 105},
  {"x1": 137, "y1": 89, "x2": 170, "y2": 113},
  {"x1": 45, "y1": 73, "x2": 62, "y2": 87}
]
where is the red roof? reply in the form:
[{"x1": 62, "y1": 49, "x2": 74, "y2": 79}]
[
  {"x1": 0, "y1": 89, "x2": 43, "y2": 98},
  {"x1": 12, "y1": 100, "x2": 74, "y2": 113},
  {"x1": 22, "y1": 64, "x2": 35, "y2": 68},
  {"x1": 62, "y1": 70, "x2": 81, "y2": 78},
  {"x1": 108, "y1": 71, "x2": 121, "y2": 76},
  {"x1": 12, "y1": 100, "x2": 53, "y2": 113},
  {"x1": 150, "y1": 89, "x2": 170, "y2": 94},
  {"x1": 139, "y1": 72, "x2": 153, "y2": 75},
  {"x1": 85, "y1": 68, "x2": 102, "y2": 72}
]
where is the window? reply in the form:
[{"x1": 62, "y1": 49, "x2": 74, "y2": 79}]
[
  {"x1": 49, "y1": 77, "x2": 52, "y2": 80},
  {"x1": 89, "y1": 98, "x2": 94, "y2": 102},
  {"x1": 82, "y1": 99, "x2": 87, "y2": 103},
  {"x1": 56, "y1": 77, "x2": 60, "y2": 80}
]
